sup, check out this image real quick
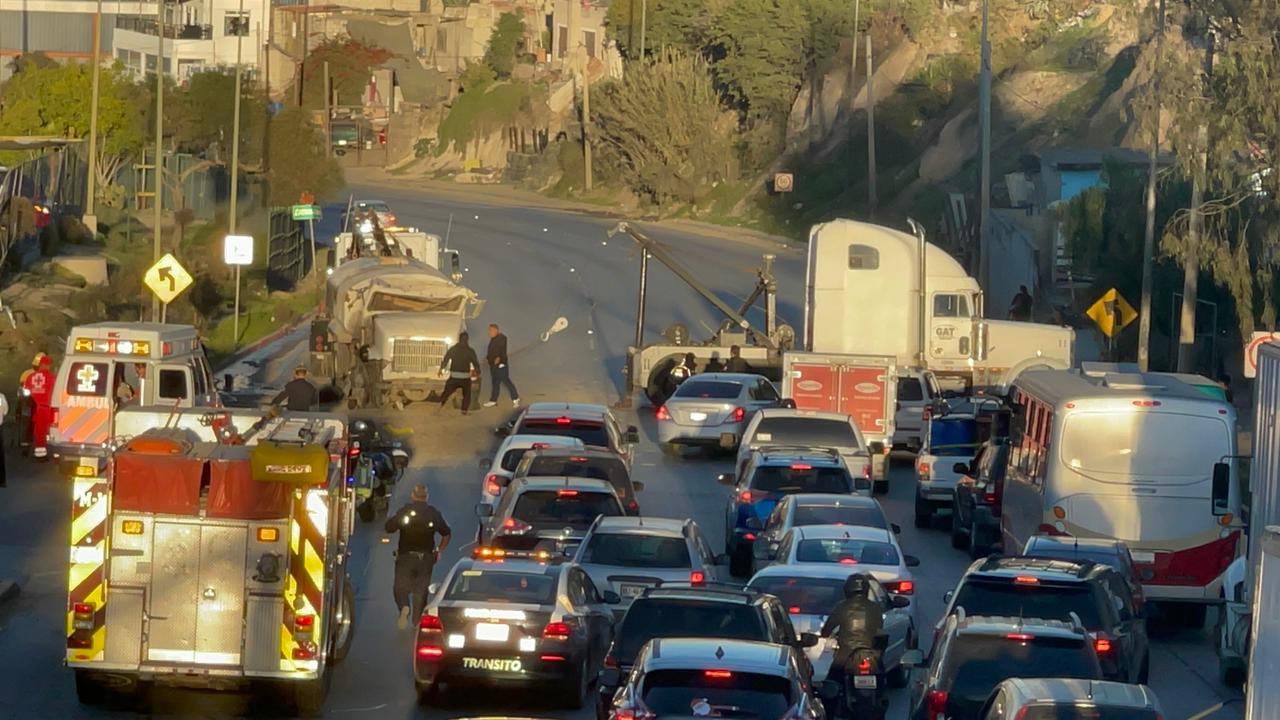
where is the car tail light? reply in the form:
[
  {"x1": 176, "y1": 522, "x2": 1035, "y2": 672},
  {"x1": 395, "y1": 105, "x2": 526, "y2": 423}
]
[
  {"x1": 419, "y1": 614, "x2": 443, "y2": 631},
  {"x1": 627, "y1": 499, "x2": 639, "y2": 513},
  {"x1": 1036, "y1": 523, "x2": 1071, "y2": 537},
  {"x1": 501, "y1": 517, "x2": 532, "y2": 534},
  {"x1": 655, "y1": 405, "x2": 671, "y2": 421},
  {"x1": 485, "y1": 474, "x2": 503, "y2": 496},
  {"x1": 731, "y1": 407, "x2": 745, "y2": 423},
  {"x1": 348, "y1": 444, "x2": 361, "y2": 457},
  {"x1": 690, "y1": 570, "x2": 706, "y2": 584},
  {"x1": 704, "y1": 669, "x2": 733, "y2": 679},
  {"x1": 739, "y1": 490, "x2": 754, "y2": 502},
  {"x1": 294, "y1": 614, "x2": 315, "y2": 638},
  {"x1": 983, "y1": 489, "x2": 997, "y2": 504},
  {"x1": 1132, "y1": 399, "x2": 1162, "y2": 407},
  {"x1": 292, "y1": 641, "x2": 318, "y2": 660},
  {"x1": 788, "y1": 606, "x2": 801, "y2": 614},
  {"x1": 885, "y1": 580, "x2": 914, "y2": 595},
  {"x1": 838, "y1": 558, "x2": 858, "y2": 564},
  {"x1": 1093, "y1": 636, "x2": 1113, "y2": 654},
  {"x1": 917, "y1": 461, "x2": 930, "y2": 481},
  {"x1": 543, "y1": 622, "x2": 572, "y2": 640},
  {"x1": 557, "y1": 489, "x2": 579, "y2": 497},
  {"x1": 556, "y1": 416, "x2": 573, "y2": 425},
  {"x1": 862, "y1": 463, "x2": 872, "y2": 479},
  {"x1": 790, "y1": 463, "x2": 812, "y2": 471},
  {"x1": 743, "y1": 532, "x2": 757, "y2": 541},
  {"x1": 540, "y1": 654, "x2": 567, "y2": 662},
  {"x1": 927, "y1": 690, "x2": 948, "y2": 718},
  {"x1": 1006, "y1": 633, "x2": 1035, "y2": 641},
  {"x1": 604, "y1": 654, "x2": 618, "y2": 668},
  {"x1": 1014, "y1": 575, "x2": 1040, "y2": 585},
  {"x1": 615, "y1": 709, "x2": 655, "y2": 720},
  {"x1": 416, "y1": 644, "x2": 444, "y2": 659},
  {"x1": 857, "y1": 657, "x2": 872, "y2": 675}
]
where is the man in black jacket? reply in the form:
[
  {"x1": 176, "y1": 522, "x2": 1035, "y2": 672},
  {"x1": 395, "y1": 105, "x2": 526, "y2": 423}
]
[
  {"x1": 437, "y1": 332, "x2": 481, "y2": 414},
  {"x1": 385, "y1": 484, "x2": 451, "y2": 629},
  {"x1": 821, "y1": 573, "x2": 887, "y2": 714},
  {"x1": 482, "y1": 323, "x2": 520, "y2": 408},
  {"x1": 273, "y1": 366, "x2": 319, "y2": 411}
]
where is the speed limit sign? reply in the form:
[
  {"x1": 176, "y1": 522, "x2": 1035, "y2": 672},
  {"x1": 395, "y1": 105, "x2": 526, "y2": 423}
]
[{"x1": 773, "y1": 173, "x2": 794, "y2": 193}]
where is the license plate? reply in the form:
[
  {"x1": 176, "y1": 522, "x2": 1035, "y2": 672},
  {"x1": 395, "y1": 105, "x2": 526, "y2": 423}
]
[
  {"x1": 461, "y1": 656, "x2": 524, "y2": 673},
  {"x1": 620, "y1": 583, "x2": 648, "y2": 598},
  {"x1": 853, "y1": 675, "x2": 877, "y2": 689},
  {"x1": 690, "y1": 412, "x2": 708, "y2": 422},
  {"x1": 1131, "y1": 551, "x2": 1156, "y2": 564},
  {"x1": 474, "y1": 623, "x2": 510, "y2": 642}
]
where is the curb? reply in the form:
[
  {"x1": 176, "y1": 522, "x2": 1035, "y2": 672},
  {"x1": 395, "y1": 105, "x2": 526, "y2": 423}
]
[
  {"x1": 0, "y1": 580, "x2": 20, "y2": 606},
  {"x1": 214, "y1": 312, "x2": 316, "y2": 376}
]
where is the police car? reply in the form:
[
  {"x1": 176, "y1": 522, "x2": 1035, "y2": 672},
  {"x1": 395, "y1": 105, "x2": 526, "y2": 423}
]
[{"x1": 415, "y1": 547, "x2": 620, "y2": 707}]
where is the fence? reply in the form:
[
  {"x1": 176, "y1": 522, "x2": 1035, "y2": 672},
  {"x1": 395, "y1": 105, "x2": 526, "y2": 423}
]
[
  {"x1": 266, "y1": 209, "x2": 309, "y2": 291},
  {"x1": 116, "y1": 151, "x2": 241, "y2": 221}
]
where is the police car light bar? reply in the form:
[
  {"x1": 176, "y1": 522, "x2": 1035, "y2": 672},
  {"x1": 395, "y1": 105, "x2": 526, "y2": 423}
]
[{"x1": 472, "y1": 547, "x2": 559, "y2": 563}]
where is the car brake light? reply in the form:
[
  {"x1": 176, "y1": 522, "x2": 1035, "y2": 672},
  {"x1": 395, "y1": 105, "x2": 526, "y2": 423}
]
[
  {"x1": 501, "y1": 517, "x2": 531, "y2": 534},
  {"x1": 739, "y1": 490, "x2": 753, "y2": 502},
  {"x1": 556, "y1": 416, "x2": 573, "y2": 425},
  {"x1": 839, "y1": 558, "x2": 858, "y2": 565},
  {"x1": 531, "y1": 442, "x2": 552, "y2": 449},
  {"x1": 690, "y1": 571, "x2": 706, "y2": 585},
  {"x1": 788, "y1": 606, "x2": 801, "y2": 614},
  {"x1": 604, "y1": 654, "x2": 618, "y2": 668},
  {"x1": 348, "y1": 445, "x2": 361, "y2": 457},
  {"x1": 983, "y1": 490, "x2": 997, "y2": 503},
  {"x1": 704, "y1": 669, "x2": 732, "y2": 679},
  {"x1": 790, "y1": 463, "x2": 812, "y2": 470},
  {"x1": 627, "y1": 499, "x2": 639, "y2": 512},
  {"x1": 1006, "y1": 633, "x2": 1035, "y2": 641},
  {"x1": 1094, "y1": 637, "x2": 1113, "y2": 654},
  {"x1": 419, "y1": 614, "x2": 443, "y2": 630},
  {"x1": 656, "y1": 405, "x2": 671, "y2": 421},
  {"x1": 615, "y1": 709, "x2": 655, "y2": 720},
  {"x1": 416, "y1": 644, "x2": 444, "y2": 659},
  {"x1": 743, "y1": 532, "x2": 757, "y2": 541},
  {"x1": 857, "y1": 657, "x2": 872, "y2": 675},
  {"x1": 927, "y1": 690, "x2": 948, "y2": 717},
  {"x1": 543, "y1": 622, "x2": 572, "y2": 640},
  {"x1": 485, "y1": 474, "x2": 503, "y2": 496},
  {"x1": 1014, "y1": 575, "x2": 1040, "y2": 585},
  {"x1": 917, "y1": 461, "x2": 929, "y2": 476},
  {"x1": 557, "y1": 489, "x2": 579, "y2": 497},
  {"x1": 886, "y1": 580, "x2": 914, "y2": 595},
  {"x1": 731, "y1": 406, "x2": 745, "y2": 422},
  {"x1": 863, "y1": 463, "x2": 872, "y2": 479}
]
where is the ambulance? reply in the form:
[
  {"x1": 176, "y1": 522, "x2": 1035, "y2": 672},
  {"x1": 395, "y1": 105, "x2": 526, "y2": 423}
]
[
  {"x1": 68, "y1": 408, "x2": 357, "y2": 715},
  {"x1": 49, "y1": 323, "x2": 221, "y2": 462}
]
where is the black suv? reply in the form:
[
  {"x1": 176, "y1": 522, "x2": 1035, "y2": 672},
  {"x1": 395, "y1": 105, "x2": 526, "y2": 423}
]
[
  {"x1": 904, "y1": 612, "x2": 1104, "y2": 720},
  {"x1": 513, "y1": 447, "x2": 644, "y2": 515},
  {"x1": 940, "y1": 556, "x2": 1149, "y2": 684},
  {"x1": 950, "y1": 438, "x2": 1009, "y2": 559},
  {"x1": 594, "y1": 584, "x2": 818, "y2": 720}
]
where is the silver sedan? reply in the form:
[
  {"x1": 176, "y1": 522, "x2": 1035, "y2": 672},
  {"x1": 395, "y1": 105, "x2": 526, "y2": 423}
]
[{"x1": 656, "y1": 373, "x2": 783, "y2": 449}]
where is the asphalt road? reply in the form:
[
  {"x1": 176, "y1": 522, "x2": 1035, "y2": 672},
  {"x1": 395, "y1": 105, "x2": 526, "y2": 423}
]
[{"x1": 0, "y1": 183, "x2": 1244, "y2": 720}]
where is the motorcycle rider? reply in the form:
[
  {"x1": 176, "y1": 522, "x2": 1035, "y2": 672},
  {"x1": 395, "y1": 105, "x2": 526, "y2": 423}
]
[{"x1": 820, "y1": 573, "x2": 887, "y2": 717}]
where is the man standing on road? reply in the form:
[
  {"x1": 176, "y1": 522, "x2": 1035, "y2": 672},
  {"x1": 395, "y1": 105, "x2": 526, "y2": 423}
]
[
  {"x1": 385, "y1": 484, "x2": 451, "y2": 629},
  {"x1": 1008, "y1": 285, "x2": 1034, "y2": 321},
  {"x1": 482, "y1": 323, "x2": 520, "y2": 408},
  {"x1": 725, "y1": 345, "x2": 750, "y2": 373},
  {"x1": 438, "y1": 331, "x2": 481, "y2": 414},
  {"x1": 273, "y1": 366, "x2": 319, "y2": 411}
]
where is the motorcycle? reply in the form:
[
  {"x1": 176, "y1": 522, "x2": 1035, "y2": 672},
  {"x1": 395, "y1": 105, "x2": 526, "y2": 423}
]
[
  {"x1": 818, "y1": 632, "x2": 889, "y2": 720},
  {"x1": 349, "y1": 419, "x2": 411, "y2": 522}
]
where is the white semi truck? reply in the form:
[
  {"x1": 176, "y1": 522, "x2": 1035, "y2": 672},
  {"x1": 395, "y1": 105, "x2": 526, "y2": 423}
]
[{"x1": 805, "y1": 219, "x2": 1075, "y2": 394}]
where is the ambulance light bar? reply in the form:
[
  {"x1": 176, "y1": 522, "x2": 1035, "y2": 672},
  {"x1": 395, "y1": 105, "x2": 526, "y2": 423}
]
[{"x1": 74, "y1": 337, "x2": 152, "y2": 356}]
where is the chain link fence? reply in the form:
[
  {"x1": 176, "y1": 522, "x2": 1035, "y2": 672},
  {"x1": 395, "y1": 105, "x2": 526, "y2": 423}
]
[{"x1": 266, "y1": 209, "x2": 309, "y2": 291}]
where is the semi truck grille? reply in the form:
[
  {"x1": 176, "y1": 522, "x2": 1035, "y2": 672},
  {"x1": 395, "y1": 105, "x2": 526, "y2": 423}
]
[{"x1": 392, "y1": 338, "x2": 447, "y2": 373}]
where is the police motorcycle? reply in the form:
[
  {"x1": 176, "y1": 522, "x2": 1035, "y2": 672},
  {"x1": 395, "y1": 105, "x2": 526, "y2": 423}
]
[
  {"x1": 350, "y1": 418, "x2": 410, "y2": 522},
  {"x1": 818, "y1": 631, "x2": 889, "y2": 720}
]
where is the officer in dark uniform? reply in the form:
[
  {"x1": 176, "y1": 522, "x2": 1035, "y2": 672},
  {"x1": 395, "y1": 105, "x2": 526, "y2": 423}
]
[
  {"x1": 273, "y1": 366, "x2": 319, "y2": 411},
  {"x1": 386, "y1": 483, "x2": 452, "y2": 629},
  {"x1": 820, "y1": 573, "x2": 887, "y2": 713}
]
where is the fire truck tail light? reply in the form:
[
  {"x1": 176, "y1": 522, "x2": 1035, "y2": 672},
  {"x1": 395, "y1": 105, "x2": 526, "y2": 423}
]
[
  {"x1": 121, "y1": 520, "x2": 144, "y2": 535},
  {"x1": 73, "y1": 602, "x2": 96, "y2": 630},
  {"x1": 73, "y1": 602, "x2": 94, "y2": 616},
  {"x1": 256, "y1": 527, "x2": 279, "y2": 542},
  {"x1": 292, "y1": 642, "x2": 318, "y2": 660}
]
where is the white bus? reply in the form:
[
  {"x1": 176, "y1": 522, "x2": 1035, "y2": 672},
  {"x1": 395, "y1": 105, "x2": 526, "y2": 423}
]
[{"x1": 1002, "y1": 365, "x2": 1241, "y2": 625}]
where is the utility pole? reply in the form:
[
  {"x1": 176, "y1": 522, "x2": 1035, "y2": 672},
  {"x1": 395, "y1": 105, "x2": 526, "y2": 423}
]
[
  {"x1": 639, "y1": 0, "x2": 647, "y2": 58},
  {"x1": 152, "y1": 0, "x2": 166, "y2": 322},
  {"x1": 848, "y1": 0, "x2": 860, "y2": 142},
  {"x1": 865, "y1": 35, "x2": 877, "y2": 219},
  {"x1": 298, "y1": 0, "x2": 310, "y2": 106},
  {"x1": 1177, "y1": 30, "x2": 1215, "y2": 373},
  {"x1": 582, "y1": 65, "x2": 593, "y2": 191},
  {"x1": 1138, "y1": 0, "x2": 1167, "y2": 371},
  {"x1": 978, "y1": 0, "x2": 993, "y2": 293},
  {"x1": 230, "y1": 0, "x2": 245, "y2": 347},
  {"x1": 323, "y1": 61, "x2": 332, "y2": 157},
  {"x1": 84, "y1": 0, "x2": 103, "y2": 231}
]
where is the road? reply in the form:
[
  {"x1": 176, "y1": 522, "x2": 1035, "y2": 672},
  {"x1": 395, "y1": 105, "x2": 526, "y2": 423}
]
[{"x1": 0, "y1": 183, "x2": 1244, "y2": 720}]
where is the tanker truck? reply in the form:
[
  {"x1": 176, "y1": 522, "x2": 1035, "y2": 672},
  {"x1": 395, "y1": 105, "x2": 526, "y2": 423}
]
[{"x1": 310, "y1": 255, "x2": 483, "y2": 409}]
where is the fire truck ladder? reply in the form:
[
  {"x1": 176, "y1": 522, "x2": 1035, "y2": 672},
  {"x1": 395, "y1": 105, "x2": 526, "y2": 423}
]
[{"x1": 254, "y1": 415, "x2": 334, "y2": 448}]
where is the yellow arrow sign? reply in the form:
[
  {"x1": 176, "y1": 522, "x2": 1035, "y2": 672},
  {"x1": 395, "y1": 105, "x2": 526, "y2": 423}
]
[
  {"x1": 1085, "y1": 287, "x2": 1138, "y2": 338},
  {"x1": 143, "y1": 253, "x2": 194, "y2": 305}
]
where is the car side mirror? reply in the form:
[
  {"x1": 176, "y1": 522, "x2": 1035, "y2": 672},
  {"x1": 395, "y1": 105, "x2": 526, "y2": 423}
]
[
  {"x1": 493, "y1": 425, "x2": 510, "y2": 437},
  {"x1": 943, "y1": 590, "x2": 954, "y2": 604},
  {"x1": 891, "y1": 523, "x2": 901, "y2": 535},
  {"x1": 632, "y1": 481, "x2": 645, "y2": 492},
  {"x1": 717, "y1": 473, "x2": 737, "y2": 486},
  {"x1": 953, "y1": 462, "x2": 970, "y2": 475},
  {"x1": 902, "y1": 649, "x2": 925, "y2": 667},
  {"x1": 626, "y1": 426, "x2": 640, "y2": 444},
  {"x1": 892, "y1": 595, "x2": 911, "y2": 609},
  {"x1": 475, "y1": 503, "x2": 494, "y2": 518},
  {"x1": 428, "y1": 582, "x2": 439, "y2": 595},
  {"x1": 478, "y1": 457, "x2": 492, "y2": 469},
  {"x1": 744, "y1": 516, "x2": 764, "y2": 531},
  {"x1": 598, "y1": 668, "x2": 622, "y2": 687},
  {"x1": 1212, "y1": 462, "x2": 1231, "y2": 516},
  {"x1": 798, "y1": 632, "x2": 820, "y2": 648},
  {"x1": 904, "y1": 555, "x2": 921, "y2": 567},
  {"x1": 602, "y1": 590, "x2": 622, "y2": 605},
  {"x1": 781, "y1": 398, "x2": 797, "y2": 409}
]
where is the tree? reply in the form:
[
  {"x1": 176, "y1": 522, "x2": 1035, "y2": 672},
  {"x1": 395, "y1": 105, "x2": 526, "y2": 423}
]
[
  {"x1": 298, "y1": 37, "x2": 393, "y2": 110},
  {"x1": 169, "y1": 69, "x2": 267, "y2": 167},
  {"x1": 591, "y1": 49, "x2": 735, "y2": 208},
  {"x1": 484, "y1": 12, "x2": 527, "y2": 78},
  {"x1": 264, "y1": 107, "x2": 343, "y2": 205},
  {"x1": 7, "y1": 52, "x2": 57, "y2": 75},
  {"x1": 605, "y1": 0, "x2": 721, "y2": 57},
  {"x1": 0, "y1": 61, "x2": 148, "y2": 204}
]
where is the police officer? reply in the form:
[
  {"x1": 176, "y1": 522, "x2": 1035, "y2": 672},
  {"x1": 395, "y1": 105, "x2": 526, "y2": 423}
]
[
  {"x1": 386, "y1": 484, "x2": 451, "y2": 630},
  {"x1": 273, "y1": 366, "x2": 319, "y2": 411},
  {"x1": 820, "y1": 573, "x2": 886, "y2": 710}
]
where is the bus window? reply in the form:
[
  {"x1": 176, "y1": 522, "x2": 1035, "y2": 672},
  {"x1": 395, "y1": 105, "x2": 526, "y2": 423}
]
[{"x1": 158, "y1": 368, "x2": 190, "y2": 401}]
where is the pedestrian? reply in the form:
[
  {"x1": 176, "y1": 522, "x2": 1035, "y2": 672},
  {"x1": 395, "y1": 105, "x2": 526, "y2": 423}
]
[
  {"x1": 438, "y1": 331, "x2": 481, "y2": 414},
  {"x1": 273, "y1": 366, "x2": 319, "y2": 411},
  {"x1": 385, "y1": 483, "x2": 451, "y2": 629},
  {"x1": 482, "y1": 323, "x2": 520, "y2": 408},
  {"x1": 704, "y1": 352, "x2": 725, "y2": 373},
  {"x1": 725, "y1": 345, "x2": 750, "y2": 373},
  {"x1": 1008, "y1": 285, "x2": 1034, "y2": 321},
  {"x1": 0, "y1": 389, "x2": 8, "y2": 487},
  {"x1": 22, "y1": 353, "x2": 54, "y2": 459}
]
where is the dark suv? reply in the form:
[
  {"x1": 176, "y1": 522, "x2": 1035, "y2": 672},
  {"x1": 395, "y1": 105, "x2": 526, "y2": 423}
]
[
  {"x1": 940, "y1": 556, "x2": 1149, "y2": 684},
  {"x1": 513, "y1": 447, "x2": 644, "y2": 515},
  {"x1": 904, "y1": 612, "x2": 1104, "y2": 720},
  {"x1": 950, "y1": 437, "x2": 1010, "y2": 558},
  {"x1": 594, "y1": 584, "x2": 817, "y2": 720}
]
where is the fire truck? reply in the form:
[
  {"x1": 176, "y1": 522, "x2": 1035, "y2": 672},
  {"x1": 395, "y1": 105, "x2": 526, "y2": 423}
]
[{"x1": 67, "y1": 407, "x2": 357, "y2": 715}]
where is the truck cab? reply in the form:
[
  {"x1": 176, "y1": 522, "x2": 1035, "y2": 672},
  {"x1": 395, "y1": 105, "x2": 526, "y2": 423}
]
[{"x1": 49, "y1": 323, "x2": 220, "y2": 460}]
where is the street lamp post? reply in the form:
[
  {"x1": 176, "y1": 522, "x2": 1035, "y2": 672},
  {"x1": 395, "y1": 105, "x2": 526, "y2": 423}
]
[
  {"x1": 85, "y1": 0, "x2": 103, "y2": 232},
  {"x1": 152, "y1": 0, "x2": 166, "y2": 322},
  {"x1": 978, "y1": 0, "x2": 992, "y2": 295},
  {"x1": 229, "y1": 0, "x2": 245, "y2": 347}
]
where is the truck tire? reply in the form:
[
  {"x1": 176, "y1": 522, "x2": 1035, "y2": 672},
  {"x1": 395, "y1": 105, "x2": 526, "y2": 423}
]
[
  {"x1": 913, "y1": 495, "x2": 931, "y2": 529},
  {"x1": 292, "y1": 671, "x2": 330, "y2": 717},
  {"x1": 74, "y1": 670, "x2": 108, "y2": 706},
  {"x1": 331, "y1": 579, "x2": 356, "y2": 663}
]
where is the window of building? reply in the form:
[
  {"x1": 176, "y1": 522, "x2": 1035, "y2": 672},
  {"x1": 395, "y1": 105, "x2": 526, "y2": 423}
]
[
  {"x1": 557, "y1": 25, "x2": 568, "y2": 58},
  {"x1": 436, "y1": 27, "x2": 448, "y2": 51},
  {"x1": 224, "y1": 12, "x2": 249, "y2": 37},
  {"x1": 583, "y1": 29, "x2": 597, "y2": 58}
]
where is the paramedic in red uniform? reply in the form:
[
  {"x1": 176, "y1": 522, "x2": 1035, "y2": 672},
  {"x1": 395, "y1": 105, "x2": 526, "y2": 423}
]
[{"x1": 23, "y1": 353, "x2": 55, "y2": 459}]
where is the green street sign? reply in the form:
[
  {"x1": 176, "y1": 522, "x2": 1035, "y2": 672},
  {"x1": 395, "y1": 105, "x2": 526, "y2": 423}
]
[{"x1": 291, "y1": 204, "x2": 321, "y2": 221}]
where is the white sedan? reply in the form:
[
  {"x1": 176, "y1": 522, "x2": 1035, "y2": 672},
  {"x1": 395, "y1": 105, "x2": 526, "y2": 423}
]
[
  {"x1": 765, "y1": 524, "x2": 920, "y2": 597},
  {"x1": 656, "y1": 373, "x2": 783, "y2": 450},
  {"x1": 476, "y1": 434, "x2": 584, "y2": 505}
]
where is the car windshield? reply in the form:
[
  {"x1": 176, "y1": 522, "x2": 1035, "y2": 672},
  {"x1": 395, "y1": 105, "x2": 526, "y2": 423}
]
[
  {"x1": 673, "y1": 381, "x2": 743, "y2": 400},
  {"x1": 795, "y1": 539, "x2": 899, "y2": 566},
  {"x1": 953, "y1": 580, "x2": 1102, "y2": 628},
  {"x1": 751, "y1": 418, "x2": 861, "y2": 449},
  {"x1": 1026, "y1": 546, "x2": 1127, "y2": 572},
  {"x1": 946, "y1": 635, "x2": 1099, "y2": 698},
  {"x1": 519, "y1": 418, "x2": 610, "y2": 448},
  {"x1": 444, "y1": 570, "x2": 557, "y2": 604},
  {"x1": 747, "y1": 577, "x2": 846, "y2": 615},
  {"x1": 750, "y1": 466, "x2": 852, "y2": 494},
  {"x1": 1020, "y1": 707, "x2": 1160, "y2": 720},
  {"x1": 641, "y1": 669, "x2": 793, "y2": 719},
  {"x1": 793, "y1": 503, "x2": 887, "y2": 529},
  {"x1": 929, "y1": 418, "x2": 980, "y2": 456},
  {"x1": 616, "y1": 600, "x2": 768, "y2": 661},
  {"x1": 582, "y1": 533, "x2": 692, "y2": 569},
  {"x1": 511, "y1": 491, "x2": 622, "y2": 527}
]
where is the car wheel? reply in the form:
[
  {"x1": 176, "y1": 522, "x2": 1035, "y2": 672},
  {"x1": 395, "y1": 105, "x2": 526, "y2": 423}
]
[
  {"x1": 1137, "y1": 654, "x2": 1150, "y2": 684},
  {"x1": 559, "y1": 657, "x2": 589, "y2": 709},
  {"x1": 913, "y1": 495, "x2": 931, "y2": 529},
  {"x1": 967, "y1": 522, "x2": 988, "y2": 560},
  {"x1": 660, "y1": 442, "x2": 681, "y2": 458},
  {"x1": 949, "y1": 509, "x2": 967, "y2": 549},
  {"x1": 415, "y1": 680, "x2": 439, "y2": 705}
]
